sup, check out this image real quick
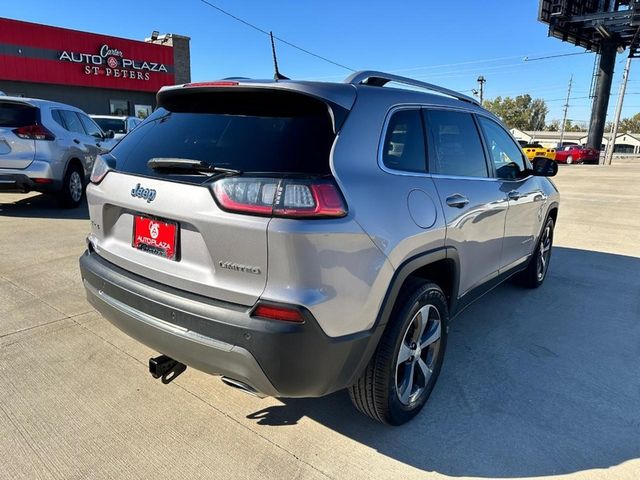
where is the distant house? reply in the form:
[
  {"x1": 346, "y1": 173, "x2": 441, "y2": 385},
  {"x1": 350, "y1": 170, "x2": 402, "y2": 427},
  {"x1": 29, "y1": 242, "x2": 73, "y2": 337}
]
[{"x1": 510, "y1": 128, "x2": 640, "y2": 153}]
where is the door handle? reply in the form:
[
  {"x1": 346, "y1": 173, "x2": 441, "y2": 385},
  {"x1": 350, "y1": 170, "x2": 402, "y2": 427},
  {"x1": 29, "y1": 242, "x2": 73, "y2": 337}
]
[
  {"x1": 73, "y1": 139, "x2": 80, "y2": 144},
  {"x1": 446, "y1": 194, "x2": 469, "y2": 208},
  {"x1": 533, "y1": 192, "x2": 547, "y2": 202},
  {"x1": 507, "y1": 190, "x2": 522, "y2": 200}
]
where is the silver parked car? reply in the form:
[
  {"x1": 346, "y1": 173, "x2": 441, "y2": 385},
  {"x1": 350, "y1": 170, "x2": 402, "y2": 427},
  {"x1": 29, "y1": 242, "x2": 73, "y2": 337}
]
[
  {"x1": 90, "y1": 115, "x2": 142, "y2": 141},
  {"x1": 0, "y1": 97, "x2": 114, "y2": 207},
  {"x1": 79, "y1": 72, "x2": 559, "y2": 425}
]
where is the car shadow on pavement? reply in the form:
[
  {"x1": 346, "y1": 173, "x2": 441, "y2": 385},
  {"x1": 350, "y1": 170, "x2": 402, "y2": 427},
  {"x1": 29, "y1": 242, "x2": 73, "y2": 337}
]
[
  {"x1": 246, "y1": 246, "x2": 640, "y2": 478},
  {"x1": 0, "y1": 193, "x2": 89, "y2": 220}
]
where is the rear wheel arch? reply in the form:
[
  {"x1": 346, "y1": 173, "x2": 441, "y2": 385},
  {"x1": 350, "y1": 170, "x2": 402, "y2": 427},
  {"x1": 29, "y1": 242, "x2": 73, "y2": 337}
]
[
  {"x1": 377, "y1": 248, "x2": 460, "y2": 330},
  {"x1": 65, "y1": 157, "x2": 84, "y2": 178}
]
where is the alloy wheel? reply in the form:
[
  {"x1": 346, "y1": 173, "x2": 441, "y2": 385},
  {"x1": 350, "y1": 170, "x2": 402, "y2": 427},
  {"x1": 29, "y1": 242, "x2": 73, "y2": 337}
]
[
  {"x1": 395, "y1": 304, "x2": 442, "y2": 406},
  {"x1": 537, "y1": 224, "x2": 552, "y2": 281},
  {"x1": 69, "y1": 171, "x2": 83, "y2": 202}
]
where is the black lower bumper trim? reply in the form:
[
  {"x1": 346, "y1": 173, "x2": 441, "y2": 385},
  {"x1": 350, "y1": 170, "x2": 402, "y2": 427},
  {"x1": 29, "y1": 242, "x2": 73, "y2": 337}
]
[{"x1": 79, "y1": 249, "x2": 383, "y2": 397}]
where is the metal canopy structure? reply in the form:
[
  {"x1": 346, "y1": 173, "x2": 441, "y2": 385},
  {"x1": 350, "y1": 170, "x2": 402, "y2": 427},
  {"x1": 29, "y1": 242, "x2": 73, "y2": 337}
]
[
  {"x1": 539, "y1": 0, "x2": 640, "y2": 54},
  {"x1": 539, "y1": 1, "x2": 640, "y2": 154}
]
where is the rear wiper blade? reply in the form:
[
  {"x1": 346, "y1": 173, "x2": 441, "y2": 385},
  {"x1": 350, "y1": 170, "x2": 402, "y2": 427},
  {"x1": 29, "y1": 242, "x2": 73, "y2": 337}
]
[{"x1": 147, "y1": 157, "x2": 241, "y2": 175}]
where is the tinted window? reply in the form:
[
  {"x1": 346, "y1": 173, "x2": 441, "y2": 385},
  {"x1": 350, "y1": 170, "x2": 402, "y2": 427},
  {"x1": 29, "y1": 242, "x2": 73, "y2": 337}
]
[
  {"x1": 478, "y1": 116, "x2": 527, "y2": 179},
  {"x1": 424, "y1": 110, "x2": 487, "y2": 177},
  {"x1": 60, "y1": 110, "x2": 85, "y2": 134},
  {"x1": 93, "y1": 118, "x2": 126, "y2": 134},
  {"x1": 51, "y1": 109, "x2": 66, "y2": 129},
  {"x1": 381, "y1": 109, "x2": 426, "y2": 172},
  {"x1": 0, "y1": 102, "x2": 36, "y2": 127},
  {"x1": 79, "y1": 114, "x2": 103, "y2": 137},
  {"x1": 112, "y1": 107, "x2": 335, "y2": 179}
]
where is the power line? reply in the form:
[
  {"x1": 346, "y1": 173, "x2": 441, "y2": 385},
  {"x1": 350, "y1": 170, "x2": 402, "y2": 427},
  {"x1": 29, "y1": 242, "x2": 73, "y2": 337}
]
[
  {"x1": 198, "y1": 0, "x2": 355, "y2": 72},
  {"x1": 523, "y1": 51, "x2": 590, "y2": 62}
]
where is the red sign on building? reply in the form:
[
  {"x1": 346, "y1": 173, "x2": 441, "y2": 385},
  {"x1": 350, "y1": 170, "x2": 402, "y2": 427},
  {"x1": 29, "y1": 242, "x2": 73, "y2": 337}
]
[{"x1": 0, "y1": 18, "x2": 175, "y2": 93}]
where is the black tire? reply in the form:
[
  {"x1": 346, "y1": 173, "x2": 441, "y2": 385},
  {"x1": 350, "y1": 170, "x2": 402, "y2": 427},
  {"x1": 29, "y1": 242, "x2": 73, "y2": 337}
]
[
  {"x1": 516, "y1": 216, "x2": 554, "y2": 288},
  {"x1": 348, "y1": 282, "x2": 448, "y2": 425},
  {"x1": 58, "y1": 163, "x2": 84, "y2": 208}
]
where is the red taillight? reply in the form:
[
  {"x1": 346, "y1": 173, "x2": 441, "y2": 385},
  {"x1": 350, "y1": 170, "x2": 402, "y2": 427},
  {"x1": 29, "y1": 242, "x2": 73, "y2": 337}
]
[
  {"x1": 211, "y1": 177, "x2": 347, "y2": 219},
  {"x1": 184, "y1": 81, "x2": 239, "y2": 87},
  {"x1": 13, "y1": 124, "x2": 55, "y2": 141},
  {"x1": 252, "y1": 304, "x2": 305, "y2": 323}
]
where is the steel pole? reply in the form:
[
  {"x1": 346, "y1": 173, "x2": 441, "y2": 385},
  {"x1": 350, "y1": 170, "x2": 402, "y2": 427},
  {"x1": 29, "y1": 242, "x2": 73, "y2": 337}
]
[{"x1": 587, "y1": 41, "x2": 617, "y2": 160}]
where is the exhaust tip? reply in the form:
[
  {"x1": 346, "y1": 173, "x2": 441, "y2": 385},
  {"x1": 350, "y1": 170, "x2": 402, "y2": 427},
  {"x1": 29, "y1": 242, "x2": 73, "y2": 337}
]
[{"x1": 221, "y1": 376, "x2": 265, "y2": 398}]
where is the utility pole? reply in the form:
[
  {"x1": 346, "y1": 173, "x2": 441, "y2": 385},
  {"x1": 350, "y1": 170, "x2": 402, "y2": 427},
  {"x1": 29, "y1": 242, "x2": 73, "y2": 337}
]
[
  {"x1": 477, "y1": 76, "x2": 486, "y2": 104},
  {"x1": 605, "y1": 56, "x2": 632, "y2": 165},
  {"x1": 559, "y1": 75, "x2": 573, "y2": 147}
]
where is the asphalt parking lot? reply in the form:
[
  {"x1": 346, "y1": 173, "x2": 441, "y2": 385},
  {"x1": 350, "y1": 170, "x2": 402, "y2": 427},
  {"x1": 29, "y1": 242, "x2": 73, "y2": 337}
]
[{"x1": 1, "y1": 164, "x2": 638, "y2": 480}]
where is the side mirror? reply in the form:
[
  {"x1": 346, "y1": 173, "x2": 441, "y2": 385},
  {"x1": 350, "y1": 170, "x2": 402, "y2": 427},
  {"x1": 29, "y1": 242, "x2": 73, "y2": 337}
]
[
  {"x1": 104, "y1": 130, "x2": 115, "y2": 139},
  {"x1": 531, "y1": 156, "x2": 558, "y2": 177}
]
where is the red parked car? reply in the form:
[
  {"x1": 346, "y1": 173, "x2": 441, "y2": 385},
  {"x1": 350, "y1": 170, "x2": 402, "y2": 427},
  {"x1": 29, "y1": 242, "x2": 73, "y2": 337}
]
[{"x1": 554, "y1": 145, "x2": 600, "y2": 164}]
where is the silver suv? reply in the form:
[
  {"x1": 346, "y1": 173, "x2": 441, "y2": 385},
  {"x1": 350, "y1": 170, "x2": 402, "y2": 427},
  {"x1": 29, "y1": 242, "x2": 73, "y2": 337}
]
[
  {"x1": 0, "y1": 97, "x2": 114, "y2": 207},
  {"x1": 79, "y1": 72, "x2": 559, "y2": 425}
]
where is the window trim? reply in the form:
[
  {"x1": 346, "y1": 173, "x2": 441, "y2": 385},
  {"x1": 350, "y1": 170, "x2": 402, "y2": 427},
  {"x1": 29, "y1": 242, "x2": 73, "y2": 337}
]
[
  {"x1": 475, "y1": 112, "x2": 533, "y2": 182},
  {"x1": 377, "y1": 105, "x2": 429, "y2": 176}
]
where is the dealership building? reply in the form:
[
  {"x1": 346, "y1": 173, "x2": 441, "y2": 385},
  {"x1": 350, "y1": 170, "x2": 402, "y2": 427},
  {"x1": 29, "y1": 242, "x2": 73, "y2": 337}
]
[{"x1": 0, "y1": 17, "x2": 190, "y2": 117}]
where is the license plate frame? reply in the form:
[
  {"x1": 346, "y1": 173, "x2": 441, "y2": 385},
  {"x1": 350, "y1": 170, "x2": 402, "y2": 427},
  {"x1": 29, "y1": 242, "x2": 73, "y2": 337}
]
[{"x1": 132, "y1": 214, "x2": 179, "y2": 261}]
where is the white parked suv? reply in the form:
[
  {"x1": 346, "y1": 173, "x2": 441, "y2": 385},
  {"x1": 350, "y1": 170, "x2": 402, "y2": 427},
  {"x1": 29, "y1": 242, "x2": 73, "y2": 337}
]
[
  {"x1": 90, "y1": 115, "x2": 142, "y2": 141},
  {"x1": 0, "y1": 97, "x2": 114, "y2": 207}
]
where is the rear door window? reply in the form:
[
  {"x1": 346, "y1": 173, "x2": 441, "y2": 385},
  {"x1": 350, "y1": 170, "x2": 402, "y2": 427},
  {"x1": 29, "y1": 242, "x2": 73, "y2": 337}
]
[
  {"x1": 381, "y1": 109, "x2": 427, "y2": 173},
  {"x1": 112, "y1": 105, "x2": 336, "y2": 180},
  {"x1": 60, "y1": 110, "x2": 86, "y2": 135},
  {"x1": 0, "y1": 102, "x2": 37, "y2": 127},
  {"x1": 424, "y1": 109, "x2": 488, "y2": 178}
]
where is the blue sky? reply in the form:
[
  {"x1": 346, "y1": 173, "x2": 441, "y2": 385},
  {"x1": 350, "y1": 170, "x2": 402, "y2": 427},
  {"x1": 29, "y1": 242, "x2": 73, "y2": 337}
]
[{"x1": 4, "y1": 0, "x2": 640, "y2": 126}]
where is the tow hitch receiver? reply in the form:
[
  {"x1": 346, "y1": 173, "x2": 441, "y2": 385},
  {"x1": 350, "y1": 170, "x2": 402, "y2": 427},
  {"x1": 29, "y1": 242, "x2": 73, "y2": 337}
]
[{"x1": 149, "y1": 355, "x2": 187, "y2": 384}]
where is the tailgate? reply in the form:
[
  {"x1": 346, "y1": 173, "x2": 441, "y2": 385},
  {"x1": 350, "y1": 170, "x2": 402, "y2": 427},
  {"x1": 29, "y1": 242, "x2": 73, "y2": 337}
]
[
  {"x1": 0, "y1": 126, "x2": 35, "y2": 169},
  {"x1": 87, "y1": 172, "x2": 269, "y2": 306}
]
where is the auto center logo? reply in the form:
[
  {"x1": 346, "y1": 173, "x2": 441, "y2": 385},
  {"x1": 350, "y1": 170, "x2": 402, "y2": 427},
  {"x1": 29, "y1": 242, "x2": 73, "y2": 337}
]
[
  {"x1": 58, "y1": 44, "x2": 168, "y2": 81},
  {"x1": 106, "y1": 56, "x2": 119, "y2": 69}
]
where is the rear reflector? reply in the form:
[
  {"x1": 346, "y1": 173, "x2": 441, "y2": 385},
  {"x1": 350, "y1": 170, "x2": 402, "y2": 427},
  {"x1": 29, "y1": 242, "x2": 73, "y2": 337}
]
[
  {"x1": 252, "y1": 304, "x2": 305, "y2": 323},
  {"x1": 13, "y1": 124, "x2": 55, "y2": 141},
  {"x1": 212, "y1": 177, "x2": 347, "y2": 218},
  {"x1": 33, "y1": 178, "x2": 53, "y2": 184}
]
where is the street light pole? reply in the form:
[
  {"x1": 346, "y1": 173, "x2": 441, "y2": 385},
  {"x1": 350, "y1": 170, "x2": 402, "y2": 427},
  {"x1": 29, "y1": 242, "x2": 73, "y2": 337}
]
[{"x1": 477, "y1": 75, "x2": 485, "y2": 104}]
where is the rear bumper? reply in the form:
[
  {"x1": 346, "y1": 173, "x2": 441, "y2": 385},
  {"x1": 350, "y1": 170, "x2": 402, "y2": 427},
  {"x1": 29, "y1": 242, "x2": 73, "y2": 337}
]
[
  {"x1": 0, "y1": 161, "x2": 59, "y2": 192},
  {"x1": 79, "y1": 248, "x2": 382, "y2": 398}
]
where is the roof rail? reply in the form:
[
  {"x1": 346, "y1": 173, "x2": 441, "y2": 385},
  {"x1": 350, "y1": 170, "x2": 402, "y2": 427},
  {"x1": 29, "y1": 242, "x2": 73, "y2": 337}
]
[{"x1": 344, "y1": 70, "x2": 480, "y2": 105}]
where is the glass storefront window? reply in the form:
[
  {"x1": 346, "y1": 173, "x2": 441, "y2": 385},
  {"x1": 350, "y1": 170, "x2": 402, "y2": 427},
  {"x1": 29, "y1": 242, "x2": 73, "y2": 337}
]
[
  {"x1": 134, "y1": 104, "x2": 152, "y2": 119},
  {"x1": 109, "y1": 99, "x2": 129, "y2": 116}
]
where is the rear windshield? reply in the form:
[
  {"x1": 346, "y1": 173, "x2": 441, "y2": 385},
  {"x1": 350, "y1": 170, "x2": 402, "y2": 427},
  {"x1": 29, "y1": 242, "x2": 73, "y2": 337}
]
[
  {"x1": 0, "y1": 102, "x2": 37, "y2": 127},
  {"x1": 112, "y1": 94, "x2": 336, "y2": 180},
  {"x1": 93, "y1": 118, "x2": 126, "y2": 134}
]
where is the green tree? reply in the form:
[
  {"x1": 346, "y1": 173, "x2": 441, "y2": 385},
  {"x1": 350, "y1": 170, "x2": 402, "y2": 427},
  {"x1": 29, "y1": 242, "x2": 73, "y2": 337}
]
[
  {"x1": 547, "y1": 120, "x2": 560, "y2": 131},
  {"x1": 563, "y1": 120, "x2": 584, "y2": 132},
  {"x1": 618, "y1": 112, "x2": 640, "y2": 133},
  {"x1": 483, "y1": 94, "x2": 548, "y2": 130}
]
